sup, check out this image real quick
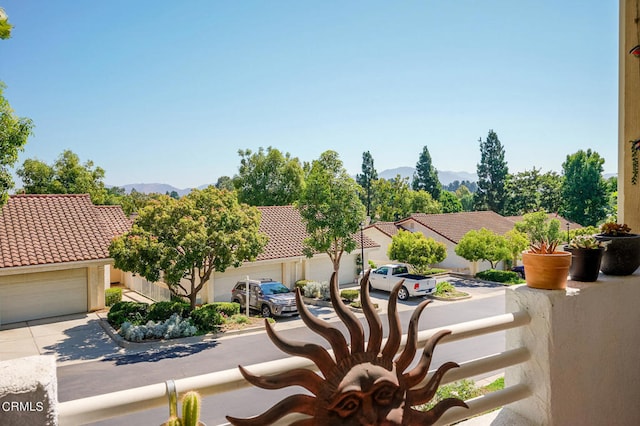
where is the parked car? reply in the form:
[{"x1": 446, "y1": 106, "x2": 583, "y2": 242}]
[
  {"x1": 231, "y1": 279, "x2": 298, "y2": 318},
  {"x1": 368, "y1": 264, "x2": 437, "y2": 300},
  {"x1": 511, "y1": 265, "x2": 525, "y2": 279}
]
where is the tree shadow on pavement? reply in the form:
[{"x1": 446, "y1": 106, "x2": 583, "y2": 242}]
[
  {"x1": 448, "y1": 277, "x2": 505, "y2": 289},
  {"x1": 41, "y1": 318, "x2": 121, "y2": 364},
  {"x1": 102, "y1": 341, "x2": 217, "y2": 365}
]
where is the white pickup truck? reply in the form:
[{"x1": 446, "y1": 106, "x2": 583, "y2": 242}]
[{"x1": 369, "y1": 264, "x2": 437, "y2": 300}]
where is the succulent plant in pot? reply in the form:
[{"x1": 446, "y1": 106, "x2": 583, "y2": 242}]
[
  {"x1": 515, "y1": 211, "x2": 572, "y2": 290},
  {"x1": 565, "y1": 235, "x2": 608, "y2": 282},
  {"x1": 595, "y1": 222, "x2": 640, "y2": 276}
]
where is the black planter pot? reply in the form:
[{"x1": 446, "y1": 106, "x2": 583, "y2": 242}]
[
  {"x1": 565, "y1": 247, "x2": 604, "y2": 282},
  {"x1": 594, "y1": 233, "x2": 640, "y2": 276}
]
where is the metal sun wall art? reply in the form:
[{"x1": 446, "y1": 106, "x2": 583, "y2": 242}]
[{"x1": 226, "y1": 270, "x2": 468, "y2": 426}]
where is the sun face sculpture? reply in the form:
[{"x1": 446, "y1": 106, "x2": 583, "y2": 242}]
[{"x1": 226, "y1": 270, "x2": 468, "y2": 426}]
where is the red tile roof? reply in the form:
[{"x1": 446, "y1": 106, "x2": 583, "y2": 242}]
[
  {"x1": 0, "y1": 194, "x2": 131, "y2": 268},
  {"x1": 96, "y1": 205, "x2": 134, "y2": 238},
  {"x1": 505, "y1": 213, "x2": 583, "y2": 230},
  {"x1": 398, "y1": 211, "x2": 517, "y2": 244},
  {"x1": 366, "y1": 221, "x2": 400, "y2": 238},
  {"x1": 0, "y1": 199, "x2": 376, "y2": 268},
  {"x1": 256, "y1": 206, "x2": 379, "y2": 261}
]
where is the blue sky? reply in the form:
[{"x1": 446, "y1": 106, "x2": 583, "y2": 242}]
[{"x1": 1, "y1": 1, "x2": 619, "y2": 189}]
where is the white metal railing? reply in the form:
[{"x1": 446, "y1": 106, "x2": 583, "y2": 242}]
[{"x1": 58, "y1": 310, "x2": 531, "y2": 425}]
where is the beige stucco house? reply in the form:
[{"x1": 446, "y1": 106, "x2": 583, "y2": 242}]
[
  {"x1": 123, "y1": 205, "x2": 380, "y2": 303},
  {"x1": 0, "y1": 194, "x2": 131, "y2": 325},
  {"x1": 364, "y1": 211, "x2": 584, "y2": 275}
]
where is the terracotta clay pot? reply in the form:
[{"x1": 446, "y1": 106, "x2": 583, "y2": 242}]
[{"x1": 522, "y1": 251, "x2": 572, "y2": 290}]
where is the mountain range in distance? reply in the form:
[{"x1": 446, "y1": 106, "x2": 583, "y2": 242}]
[
  {"x1": 113, "y1": 167, "x2": 616, "y2": 195},
  {"x1": 113, "y1": 168, "x2": 479, "y2": 195}
]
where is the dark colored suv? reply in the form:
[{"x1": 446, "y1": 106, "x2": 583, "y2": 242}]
[{"x1": 231, "y1": 279, "x2": 298, "y2": 318}]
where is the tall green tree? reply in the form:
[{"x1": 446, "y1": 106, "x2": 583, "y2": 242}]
[
  {"x1": 539, "y1": 171, "x2": 563, "y2": 214},
  {"x1": 503, "y1": 169, "x2": 542, "y2": 216},
  {"x1": 474, "y1": 130, "x2": 509, "y2": 213},
  {"x1": 1, "y1": 82, "x2": 34, "y2": 206},
  {"x1": 371, "y1": 176, "x2": 412, "y2": 221},
  {"x1": 0, "y1": 7, "x2": 12, "y2": 39},
  {"x1": 17, "y1": 150, "x2": 109, "y2": 204},
  {"x1": 455, "y1": 228, "x2": 511, "y2": 269},
  {"x1": 296, "y1": 150, "x2": 366, "y2": 273},
  {"x1": 117, "y1": 189, "x2": 166, "y2": 216},
  {"x1": 412, "y1": 145, "x2": 441, "y2": 199},
  {"x1": 355, "y1": 151, "x2": 378, "y2": 217},
  {"x1": 439, "y1": 190, "x2": 463, "y2": 213},
  {"x1": 455, "y1": 185, "x2": 475, "y2": 211},
  {"x1": 411, "y1": 190, "x2": 443, "y2": 215},
  {"x1": 560, "y1": 149, "x2": 608, "y2": 226},
  {"x1": 215, "y1": 175, "x2": 234, "y2": 191},
  {"x1": 233, "y1": 146, "x2": 304, "y2": 206},
  {"x1": 387, "y1": 230, "x2": 446, "y2": 273},
  {"x1": 109, "y1": 187, "x2": 268, "y2": 309}
]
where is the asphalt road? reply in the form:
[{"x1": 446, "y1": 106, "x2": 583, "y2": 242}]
[{"x1": 57, "y1": 279, "x2": 506, "y2": 425}]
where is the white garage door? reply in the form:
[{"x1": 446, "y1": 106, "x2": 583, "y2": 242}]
[{"x1": 0, "y1": 268, "x2": 88, "y2": 324}]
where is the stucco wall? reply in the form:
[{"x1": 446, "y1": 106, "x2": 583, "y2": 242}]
[
  {"x1": 505, "y1": 272, "x2": 640, "y2": 425},
  {"x1": 363, "y1": 229, "x2": 392, "y2": 267}
]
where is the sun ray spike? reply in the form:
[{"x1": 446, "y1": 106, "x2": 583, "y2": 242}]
[
  {"x1": 407, "y1": 361, "x2": 461, "y2": 405},
  {"x1": 381, "y1": 279, "x2": 403, "y2": 360},
  {"x1": 360, "y1": 270, "x2": 383, "y2": 355},
  {"x1": 225, "y1": 394, "x2": 316, "y2": 426},
  {"x1": 264, "y1": 319, "x2": 336, "y2": 377},
  {"x1": 238, "y1": 365, "x2": 324, "y2": 396},
  {"x1": 403, "y1": 330, "x2": 452, "y2": 387},
  {"x1": 329, "y1": 271, "x2": 365, "y2": 354},
  {"x1": 294, "y1": 288, "x2": 350, "y2": 362},
  {"x1": 395, "y1": 299, "x2": 431, "y2": 372}
]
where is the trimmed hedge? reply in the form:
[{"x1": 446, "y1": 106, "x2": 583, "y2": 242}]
[
  {"x1": 294, "y1": 280, "x2": 309, "y2": 291},
  {"x1": 340, "y1": 289, "x2": 359, "y2": 301},
  {"x1": 146, "y1": 300, "x2": 191, "y2": 322},
  {"x1": 107, "y1": 301, "x2": 149, "y2": 327},
  {"x1": 190, "y1": 305, "x2": 224, "y2": 331},
  {"x1": 105, "y1": 288, "x2": 122, "y2": 307},
  {"x1": 210, "y1": 302, "x2": 240, "y2": 317},
  {"x1": 107, "y1": 300, "x2": 241, "y2": 335},
  {"x1": 475, "y1": 269, "x2": 525, "y2": 284}
]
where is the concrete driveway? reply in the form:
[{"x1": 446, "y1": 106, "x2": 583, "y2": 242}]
[{"x1": 0, "y1": 312, "x2": 123, "y2": 366}]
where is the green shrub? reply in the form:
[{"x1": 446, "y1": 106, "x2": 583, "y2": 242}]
[
  {"x1": 189, "y1": 305, "x2": 224, "y2": 332},
  {"x1": 476, "y1": 269, "x2": 525, "y2": 284},
  {"x1": 418, "y1": 379, "x2": 481, "y2": 411},
  {"x1": 303, "y1": 281, "x2": 330, "y2": 300},
  {"x1": 340, "y1": 289, "x2": 359, "y2": 301},
  {"x1": 146, "y1": 301, "x2": 191, "y2": 322},
  {"x1": 435, "y1": 281, "x2": 456, "y2": 295},
  {"x1": 105, "y1": 288, "x2": 122, "y2": 307},
  {"x1": 350, "y1": 300, "x2": 378, "y2": 309},
  {"x1": 226, "y1": 314, "x2": 250, "y2": 325},
  {"x1": 210, "y1": 302, "x2": 240, "y2": 317},
  {"x1": 294, "y1": 280, "x2": 309, "y2": 291},
  {"x1": 107, "y1": 301, "x2": 149, "y2": 328}
]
